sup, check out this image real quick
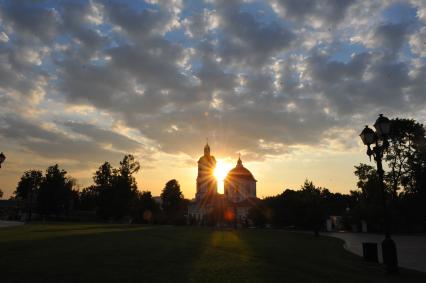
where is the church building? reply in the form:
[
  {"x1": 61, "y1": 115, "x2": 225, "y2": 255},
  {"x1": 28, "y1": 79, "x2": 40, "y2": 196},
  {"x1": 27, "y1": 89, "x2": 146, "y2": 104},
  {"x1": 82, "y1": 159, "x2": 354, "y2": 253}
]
[
  {"x1": 195, "y1": 143, "x2": 217, "y2": 201},
  {"x1": 187, "y1": 143, "x2": 259, "y2": 226}
]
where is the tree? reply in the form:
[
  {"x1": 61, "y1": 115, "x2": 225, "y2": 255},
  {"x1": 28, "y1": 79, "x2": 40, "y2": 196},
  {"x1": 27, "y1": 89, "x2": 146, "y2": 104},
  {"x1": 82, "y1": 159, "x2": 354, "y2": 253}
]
[
  {"x1": 112, "y1": 155, "x2": 140, "y2": 219},
  {"x1": 15, "y1": 170, "x2": 43, "y2": 200},
  {"x1": 78, "y1": 185, "x2": 99, "y2": 211},
  {"x1": 131, "y1": 191, "x2": 160, "y2": 223},
  {"x1": 300, "y1": 180, "x2": 323, "y2": 236},
  {"x1": 247, "y1": 206, "x2": 267, "y2": 227},
  {"x1": 38, "y1": 165, "x2": 73, "y2": 217},
  {"x1": 352, "y1": 163, "x2": 384, "y2": 231},
  {"x1": 94, "y1": 155, "x2": 141, "y2": 220},
  {"x1": 385, "y1": 118, "x2": 426, "y2": 198},
  {"x1": 160, "y1": 179, "x2": 186, "y2": 224},
  {"x1": 354, "y1": 164, "x2": 381, "y2": 201},
  {"x1": 94, "y1": 162, "x2": 115, "y2": 219},
  {"x1": 15, "y1": 170, "x2": 43, "y2": 221},
  {"x1": 94, "y1": 162, "x2": 114, "y2": 188}
]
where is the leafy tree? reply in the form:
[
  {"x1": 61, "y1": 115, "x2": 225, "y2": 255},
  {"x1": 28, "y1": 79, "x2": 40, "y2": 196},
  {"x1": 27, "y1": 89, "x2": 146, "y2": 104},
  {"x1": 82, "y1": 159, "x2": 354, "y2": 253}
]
[
  {"x1": 351, "y1": 164, "x2": 383, "y2": 231},
  {"x1": 385, "y1": 118, "x2": 426, "y2": 198},
  {"x1": 354, "y1": 164, "x2": 382, "y2": 201},
  {"x1": 247, "y1": 206, "x2": 267, "y2": 227},
  {"x1": 78, "y1": 185, "x2": 99, "y2": 211},
  {"x1": 94, "y1": 162, "x2": 115, "y2": 219},
  {"x1": 15, "y1": 170, "x2": 43, "y2": 200},
  {"x1": 131, "y1": 191, "x2": 160, "y2": 223},
  {"x1": 112, "y1": 155, "x2": 140, "y2": 219},
  {"x1": 161, "y1": 179, "x2": 183, "y2": 212},
  {"x1": 94, "y1": 162, "x2": 114, "y2": 188},
  {"x1": 262, "y1": 179, "x2": 351, "y2": 231},
  {"x1": 15, "y1": 170, "x2": 43, "y2": 220},
  {"x1": 94, "y1": 155, "x2": 141, "y2": 220},
  {"x1": 300, "y1": 180, "x2": 323, "y2": 236},
  {"x1": 38, "y1": 165, "x2": 74, "y2": 217},
  {"x1": 160, "y1": 179, "x2": 186, "y2": 224}
]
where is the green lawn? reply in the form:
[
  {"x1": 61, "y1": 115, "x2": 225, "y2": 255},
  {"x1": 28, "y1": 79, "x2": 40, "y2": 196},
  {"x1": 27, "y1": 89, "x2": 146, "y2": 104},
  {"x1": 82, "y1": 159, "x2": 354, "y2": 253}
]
[{"x1": 0, "y1": 224, "x2": 424, "y2": 282}]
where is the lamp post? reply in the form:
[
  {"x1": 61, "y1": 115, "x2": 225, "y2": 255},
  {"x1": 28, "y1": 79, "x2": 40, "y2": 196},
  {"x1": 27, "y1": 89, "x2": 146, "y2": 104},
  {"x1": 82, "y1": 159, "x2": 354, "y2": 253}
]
[
  {"x1": 0, "y1": 152, "x2": 5, "y2": 168},
  {"x1": 359, "y1": 114, "x2": 398, "y2": 273}
]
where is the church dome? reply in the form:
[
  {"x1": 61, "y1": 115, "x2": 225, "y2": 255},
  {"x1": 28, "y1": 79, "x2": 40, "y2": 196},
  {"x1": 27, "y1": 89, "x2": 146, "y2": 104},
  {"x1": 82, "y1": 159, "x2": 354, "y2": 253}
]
[
  {"x1": 226, "y1": 156, "x2": 257, "y2": 182},
  {"x1": 198, "y1": 142, "x2": 216, "y2": 164}
]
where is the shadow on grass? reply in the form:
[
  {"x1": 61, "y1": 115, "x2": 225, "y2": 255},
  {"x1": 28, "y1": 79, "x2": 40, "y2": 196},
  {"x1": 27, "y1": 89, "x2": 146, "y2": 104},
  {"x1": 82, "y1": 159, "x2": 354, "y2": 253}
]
[
  {"x1": 237, "y1": 229, "x2": 426, "y2": 283},
  {"x1": 1, "y1": 226, "x2": 425, "y2": 283},
  {"x1": 189, "y1": 229, "x2": 263, "y2": 282},
  {"x1": 0, "y1": 225, "x2": 211, "y2": 283}
]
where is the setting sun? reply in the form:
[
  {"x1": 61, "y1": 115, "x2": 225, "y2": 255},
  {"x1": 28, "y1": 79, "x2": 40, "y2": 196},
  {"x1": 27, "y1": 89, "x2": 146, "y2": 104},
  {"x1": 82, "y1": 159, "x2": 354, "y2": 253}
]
[{"x1": 214, "y1": 160, "x2": 233, "y2": 193}]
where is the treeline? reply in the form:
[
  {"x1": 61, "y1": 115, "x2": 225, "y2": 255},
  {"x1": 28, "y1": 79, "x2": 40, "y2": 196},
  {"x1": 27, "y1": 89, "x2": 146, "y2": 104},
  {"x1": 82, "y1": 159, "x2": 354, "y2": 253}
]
[
  {"x1": 13, "y1": 155, "x2": 187, "y2": 224},
  {"x1": 248, "y1": 180, "x2": 351, "y2": 231},
  {"x1": 249, "y1": 118, "x2": 426, "y2": 233}
]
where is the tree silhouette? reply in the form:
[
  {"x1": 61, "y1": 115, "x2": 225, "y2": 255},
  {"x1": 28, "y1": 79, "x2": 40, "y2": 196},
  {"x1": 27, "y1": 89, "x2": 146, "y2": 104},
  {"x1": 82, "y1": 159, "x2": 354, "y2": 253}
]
[
  {"x1": 247, "y1": 206, "x2": 267, "y2": 227},
  {"x1": 350, "y1": 164, "x2": 383, "y2": 230},
  {"x1": 94, "y1": 162, "x2": 115, "y2": 219},
  {"x1": 15, "y1": 170, "x2": 43, "y2": 221},
  {"x1": 15, "y1": 170, "x2": 43, "y2": 199},
  {"x1": 385, "y1": 118, "x2": 426, "y2": 198},
  {"x1": 161, "y1": 179, "x2": 186, "y2": 224},
  {"x1": 94, "y1": 155, "x2": 140, "y2": 220},
  {"x1": 38, "y1": 165, "x2": 74, "y2": 217},
  {"x1": 300, "y1": 180, "x2": 323, "y2": 236},
  {"x1": 78, "y1": 185, "x2": 98, "y2": 211},
  {"x1": 131, "y1": 191, "x2": 160, "y2": 223},
  {"x1": 112, "y1": 154, "x2": 140, "y2": 219}
]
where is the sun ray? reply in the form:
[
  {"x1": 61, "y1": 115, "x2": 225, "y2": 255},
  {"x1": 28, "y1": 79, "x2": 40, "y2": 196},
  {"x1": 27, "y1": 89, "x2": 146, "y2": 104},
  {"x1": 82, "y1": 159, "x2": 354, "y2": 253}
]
[{"x1": 214, "y1": 159, "x2": 233, "y2": 194}]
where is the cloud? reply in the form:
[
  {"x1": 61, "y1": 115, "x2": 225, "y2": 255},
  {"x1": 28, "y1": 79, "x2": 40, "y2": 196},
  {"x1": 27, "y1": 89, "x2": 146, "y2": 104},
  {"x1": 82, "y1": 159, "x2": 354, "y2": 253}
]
[
  {"x1": 215, "y1": 0, "x2": 295, "y2": 67},
  {"x1": 0, "y1": 116, "x2": 138, "y2": 165},
  {"x1": 270, "y1": 0, "x2": 355, "y2": 27},
  {"x1": 0, "y1": 0, "x2": 425, "y2": 172},
  {"x1": 409, "y1": 26, "x2": 426, "y2": 57},
  {"x1": 374, "y1": 22, "x2": 412, "y2": 54},
  {"x1": 0, "y1": 1, "x2": 59, "y2": 43},
  {"x1": 63, "y1": 121, "x2": 141, "y2": 152}
]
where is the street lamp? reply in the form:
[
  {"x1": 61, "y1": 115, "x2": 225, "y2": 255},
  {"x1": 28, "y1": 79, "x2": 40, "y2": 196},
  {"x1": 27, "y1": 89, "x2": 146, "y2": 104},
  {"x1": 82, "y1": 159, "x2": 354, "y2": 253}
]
[
  {"x1": 0, "y1": 152, "x2": 6, "y2": 168},
  {"x1": 359, "y1": 114, "x2": 398, "y2": 273}
]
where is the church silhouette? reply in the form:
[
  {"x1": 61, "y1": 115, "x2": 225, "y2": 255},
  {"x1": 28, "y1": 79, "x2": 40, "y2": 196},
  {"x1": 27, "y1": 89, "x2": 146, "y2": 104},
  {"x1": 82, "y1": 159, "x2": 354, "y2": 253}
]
[{"x1": 187, "y1": 143, "x2": 259, "y2": 226}]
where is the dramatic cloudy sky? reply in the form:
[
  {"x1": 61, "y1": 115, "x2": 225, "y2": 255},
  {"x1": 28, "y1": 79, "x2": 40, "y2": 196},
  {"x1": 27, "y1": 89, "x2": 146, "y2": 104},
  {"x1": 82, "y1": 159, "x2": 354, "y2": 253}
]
[{"x1": 0, "y1": 0, "x2": 425, "y2": 198}]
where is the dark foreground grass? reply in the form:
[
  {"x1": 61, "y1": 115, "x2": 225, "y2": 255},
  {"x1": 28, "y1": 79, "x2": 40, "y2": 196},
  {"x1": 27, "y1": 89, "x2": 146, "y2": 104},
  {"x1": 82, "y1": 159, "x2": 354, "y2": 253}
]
[{"x1": 0, "y1": 224, "x2": 425, "y2": 282}]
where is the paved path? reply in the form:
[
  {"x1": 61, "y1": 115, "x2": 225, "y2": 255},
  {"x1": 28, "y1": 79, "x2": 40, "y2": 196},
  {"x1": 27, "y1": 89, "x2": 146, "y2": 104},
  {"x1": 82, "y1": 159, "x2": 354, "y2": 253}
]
[
  {"x1": 0, "y1": 221, "x2": 24, "y2": 228},
  {"x1": 328, "y1": 232, "x2": 426, "y2": 273}
]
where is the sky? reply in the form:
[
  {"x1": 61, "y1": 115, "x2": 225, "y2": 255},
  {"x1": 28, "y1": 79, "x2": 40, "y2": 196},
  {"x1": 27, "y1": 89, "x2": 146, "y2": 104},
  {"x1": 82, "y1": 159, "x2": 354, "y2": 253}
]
[{"x1": 0, "y1": 0, "x2": 425, "y2": 199}]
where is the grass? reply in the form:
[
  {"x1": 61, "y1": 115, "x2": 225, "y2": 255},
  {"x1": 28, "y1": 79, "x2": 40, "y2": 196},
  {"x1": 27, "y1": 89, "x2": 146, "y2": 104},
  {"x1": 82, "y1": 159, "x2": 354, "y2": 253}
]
[{"x1": 0, "y1": 223, "x2": 425, "y2": 282}]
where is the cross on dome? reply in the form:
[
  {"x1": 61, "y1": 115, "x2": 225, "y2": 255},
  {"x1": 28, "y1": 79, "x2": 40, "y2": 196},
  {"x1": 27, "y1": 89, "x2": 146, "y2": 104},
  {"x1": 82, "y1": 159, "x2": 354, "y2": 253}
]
[{"x1": 237, "y1": 153, "x2": 243, "y2": 167}]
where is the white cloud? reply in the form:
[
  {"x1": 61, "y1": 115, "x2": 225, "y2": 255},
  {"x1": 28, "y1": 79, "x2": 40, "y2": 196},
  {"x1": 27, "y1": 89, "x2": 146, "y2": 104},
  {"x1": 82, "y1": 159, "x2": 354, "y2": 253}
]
[
  {"x1": 0, "y1": 0, "x2": 425, "y2": 169},
  {"x1": 0, "y1": 31, "x2": 9, "y2": 42},
  {"x1": 409, "y1": 26, "x2": 426, "y2": 57}
]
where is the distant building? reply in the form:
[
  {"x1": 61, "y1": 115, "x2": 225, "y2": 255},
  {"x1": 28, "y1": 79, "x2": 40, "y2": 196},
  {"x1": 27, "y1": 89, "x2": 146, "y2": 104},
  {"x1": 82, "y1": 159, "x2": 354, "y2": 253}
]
[{"x1": 187, "y1": 143, "x2": 259, "y2": 226}]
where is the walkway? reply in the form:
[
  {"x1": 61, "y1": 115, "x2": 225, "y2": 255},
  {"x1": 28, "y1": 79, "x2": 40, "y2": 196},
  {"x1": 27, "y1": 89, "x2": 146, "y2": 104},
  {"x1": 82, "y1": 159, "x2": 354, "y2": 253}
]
[
  {"x1": 328, "y1": 232, "x2": 426, "y2": 273},
  {"x1": 0, "y1": 221, "x2": 24, "y2": 228}
]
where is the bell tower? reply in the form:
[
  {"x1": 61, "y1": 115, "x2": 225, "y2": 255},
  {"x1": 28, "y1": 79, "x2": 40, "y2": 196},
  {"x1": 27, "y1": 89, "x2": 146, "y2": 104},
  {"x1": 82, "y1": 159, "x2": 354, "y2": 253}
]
[{"x1": 196, "y1": 142, "x2": 217, "y2": 201}]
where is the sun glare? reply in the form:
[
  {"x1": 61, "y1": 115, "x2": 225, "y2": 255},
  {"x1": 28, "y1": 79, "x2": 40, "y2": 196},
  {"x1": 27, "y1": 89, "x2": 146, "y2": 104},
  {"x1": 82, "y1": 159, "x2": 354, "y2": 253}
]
[{"x1": 214, "y1": 160, "x2": 233, "y2": 194}]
